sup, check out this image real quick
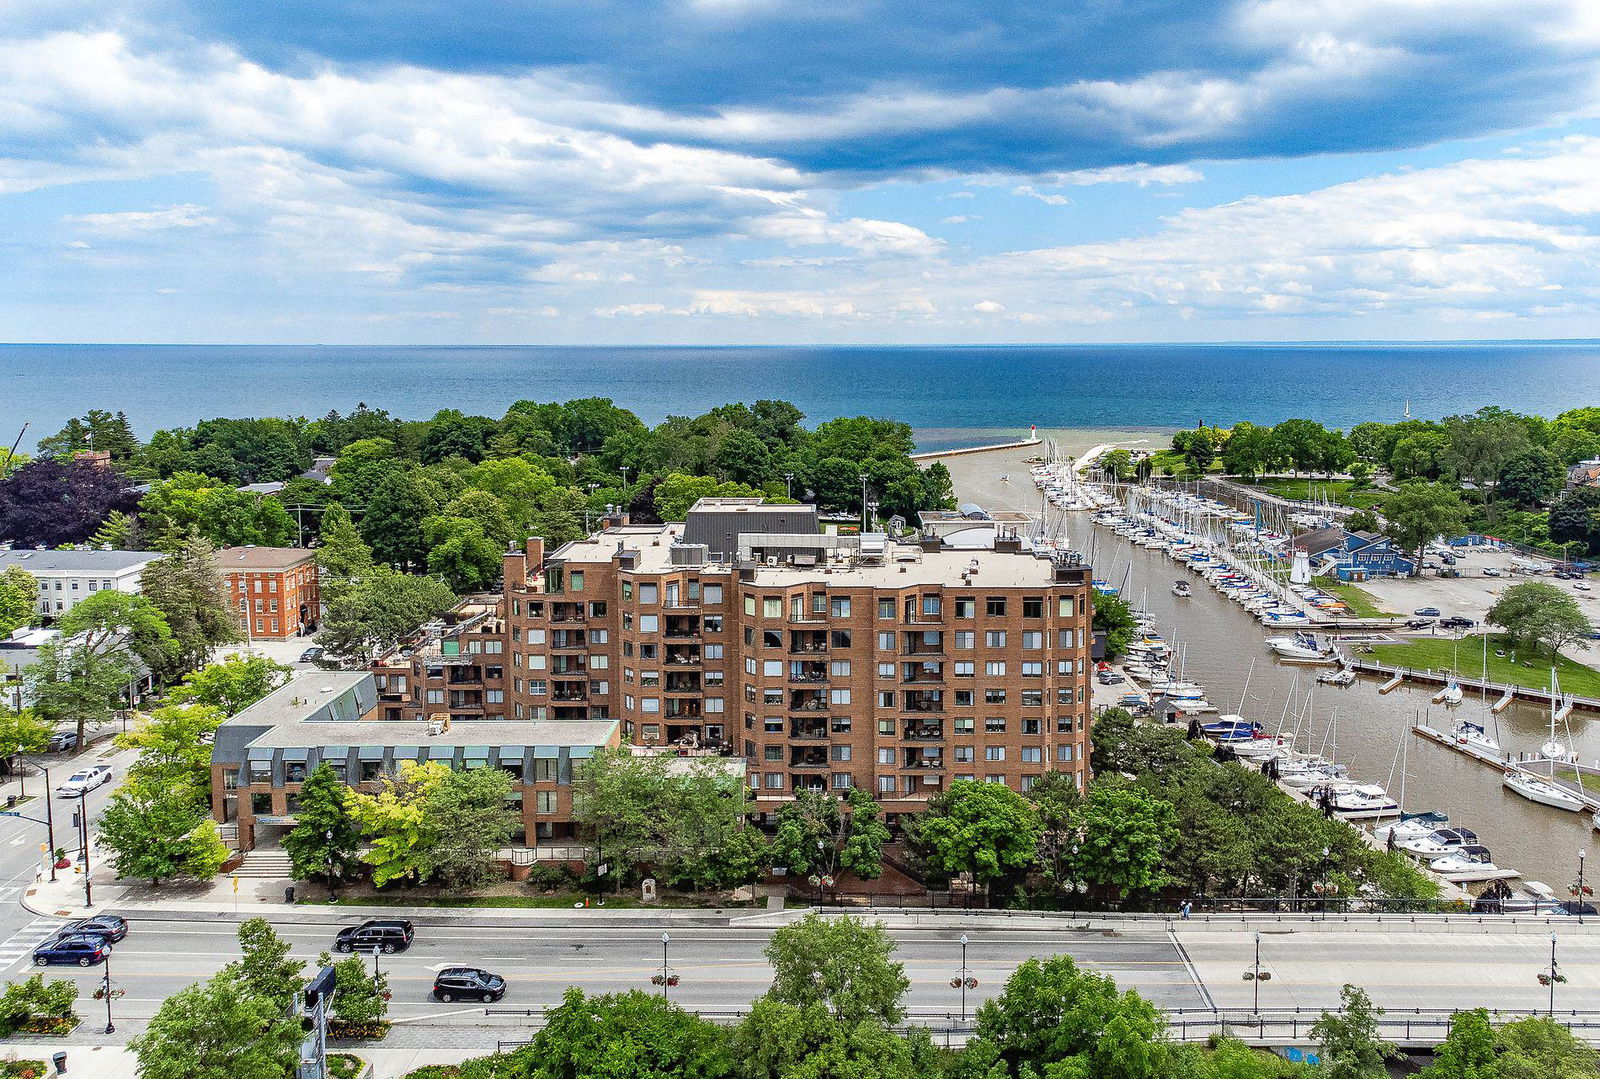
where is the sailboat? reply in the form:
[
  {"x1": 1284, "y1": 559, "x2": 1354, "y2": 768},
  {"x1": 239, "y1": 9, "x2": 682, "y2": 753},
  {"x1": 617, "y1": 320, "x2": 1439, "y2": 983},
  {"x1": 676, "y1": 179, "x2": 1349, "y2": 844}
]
[
  {"x1": 1451, "y1": 635, "x2": 1501, "y2": 753},
  {"x1": 1504, "y1": 770, "x2": 1585, "y2": 811}
]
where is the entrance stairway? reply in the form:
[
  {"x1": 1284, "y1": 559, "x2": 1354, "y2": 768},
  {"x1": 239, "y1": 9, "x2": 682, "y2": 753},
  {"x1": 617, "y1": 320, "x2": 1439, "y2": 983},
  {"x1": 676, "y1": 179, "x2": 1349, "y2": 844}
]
[{"x1": 233, "y1": 848, "x2": 295, "y2": 879}]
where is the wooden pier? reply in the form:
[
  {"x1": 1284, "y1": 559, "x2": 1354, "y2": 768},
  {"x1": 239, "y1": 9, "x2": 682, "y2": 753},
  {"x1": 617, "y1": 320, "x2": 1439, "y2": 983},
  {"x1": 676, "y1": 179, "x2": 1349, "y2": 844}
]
[
  {"x1": 1413, "y1": 723, "x2": 1600, "y2": 812},
  {"x1": 1340, "y1": 654, "x2": 1600, "y2": 714}
]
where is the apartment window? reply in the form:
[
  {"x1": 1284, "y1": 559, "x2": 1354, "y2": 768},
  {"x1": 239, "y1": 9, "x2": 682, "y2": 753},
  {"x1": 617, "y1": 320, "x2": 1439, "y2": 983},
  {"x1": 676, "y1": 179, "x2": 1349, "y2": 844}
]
[
  {"x1": 1022, "y1": 661, "x2": 1043, "y2": 677},
  {"x1": 1057, "y1": 716, "x2": 1076, "y2": 733},
  {"x1": 536, "y1": 791, "x2": 558, "y2": 815},
  {"x1": 666, "y1": 583, "x2": 680, "y2": 607},
  {"x1": 427, "y1": 690, "x2": 444, "y2": 704},
  {"x1": 529, "y1": 679, "x2": 546, "y2": 696},
  {"x1": 921, "y1": 595, "x2": 941, "y2": 617},
  {"x1": 877, "y1": 632, "x2": 895, "y2": 652},
  {"x1": 623, "y1": 582, "x2": 634, "y2": 600},
  {"x1": 985, "y1": 746, "x2": 1005, "y2": 761},
  {"x1": 831, "y1": 745, "x2": 852, "y2": 761},
  {"x1": 954, "y1": 717, "x2": 974, "y2": 735},
  {"x1": 590, "y1": 655, "x2": 609, "y2": 670},
  {"x1": 984, "y1": 661, "x2": 1006, "y2": 676},
  {"x1": 763, "y1": 660, "x2": 783, "y2": 677},
  {"x1": 1021, "y1": 631, "x2": 1043, "y2": 650},
  {"x1": 764, "y1": 688, "x2": 784, "y2": 706},
  {"x1": 254, "y1": 580, "x2": 263, "y2": 593},
  {"x1": 765, "y1": 745, "x2": 783, "y2": 761},
  {"x1": 830, "y1": 597, "x2": 851, "y2": 617},
  {"x1": 877, "y1": 690, "x2": 894, "y2": 708},
  {"x1": 1057, "y1": 745, "x2": 1075, "y2": 762},
  {"x1": 831, "y1": 715, "x2": 852, "y2": 733},
  {"x1": 765, "y1": 773, "x2": 784, "y2": 789},
  {"x1": 878, "y1": 599, "x2": 895, "y2": 619},
  {"x1": 704, "y1": 585, "x2": 723, "y2": 604},
  {"x1": 763, "y1": 629, "x2": 783, "y2": 648},
  {"x1": 705, "y1": 698, "x2": 724, "y2": 714},
  {"x1": 765, "y1": 716, "x2": 785, "y2": 733},
  {"x1": 588, "y1": 630, "x2": 608, "y2": 644},
  {"x1": 254, "y1": 599, "x2": 264, "y2": 613},
  {"x1": 829, "y1": 688, "x2": 851, "y2": 705},
  {"x1": 269, "y1": 579, "x2": 279, "y2": 593},
  {"x1": 1056, "y1": 660, "x2": 1075, "y2": 675},
  {"x1": 1022, "y1": 718, "x2": 1041, "y2": 735},
  {"x1": 877, "y1": 776, "x2": 895, "y2": 793},
  {"x1": 954, "y1": 689, "x2": 974, "y2": 707},
  {"x1": 954, "y1": 746, "x2": 974, "y2": 763},
  {"x1": 953, "y1": 631, "x2": 975, "y2": 650},
  {"x1": 1059, "y1": 597, "x2": 1075, "y2": 617},
  {"x1": 642, "y1": 724, "x2": 660, "y2": 741},
  {"x1": 985, "y1": 630, "x2": 1007, "y2": 648},
  {"x1": 590, "y1": 602, "x2": 608, "y2": 617},
  {"x1": 830, "y1": 630, "x2": 851, "y2": 648},
  {"x1": 984, "y1": 688, "x2": 1006, "y2": 704},
  {"x1": 763, "y1": 598, "x2": 782, "y2": 618},
  {"x1": 639, "y1": 614, "x2": 659, "y2": 633},
  {"x1": 704, "y1": 644, "x2": 723, "y2": 659},
  {"x1": 569, "y1": 571, "x2": 584, "y2": 592},
  {"x1": 829, "y1": 660, "x2": 851, "y2": 677},
  {"x1": 268, "y1": 599, "x2": 278, "y2": 612},
  {"x1": 877, "y1": 719, "x2": 894, "y2": 735},
  {"x1": 1021, "y1": 690, "x2": 1043, "y2": 707},
  {"x1": 985, "y1": 717, "x2": 1006, "y2": 733},
  {"x1": 954, "y1": 598, "x2": 975, "y2": 619},
  {"x1": 528, "y1": 629, "x2": 546, "y2": 645},
  {"x1": 1021, "y1": 747, "x2": 1042, "y2": 763},
  {"x1": 877, "y1": 748, "x2": 894, "y2": 765},
  {"x1": 831, "y1": 773, "x2": 853, "y2": 790},
  {"x1": 986, "y1": 775, "x2": 1006, "y2": 785},
  {"x1": 639, "y1": 584, "x2": 658, "y2": 604},
  {"x1": 985, "y1": 597, "x2": 1006, "y2": 616},
  {"x1": 705, "y1": 670, "x2": 724, "y2": 688},
  {"x1": 744, "y1": 595, "x2": 756, "y2": 615}
]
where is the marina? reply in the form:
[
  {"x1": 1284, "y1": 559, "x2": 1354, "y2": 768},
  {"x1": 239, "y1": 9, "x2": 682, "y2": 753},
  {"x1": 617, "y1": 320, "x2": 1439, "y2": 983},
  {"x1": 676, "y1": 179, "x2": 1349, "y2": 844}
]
[{"x1": 938, "y1": 439, "x2": 1600, "y2": 894}]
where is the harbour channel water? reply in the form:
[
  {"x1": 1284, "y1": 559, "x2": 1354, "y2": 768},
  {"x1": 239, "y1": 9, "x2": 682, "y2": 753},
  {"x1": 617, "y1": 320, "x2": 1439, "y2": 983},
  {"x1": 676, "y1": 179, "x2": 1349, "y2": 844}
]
[{"x1": 954, "y1": 448, "x2": 1600, "y2": 894}]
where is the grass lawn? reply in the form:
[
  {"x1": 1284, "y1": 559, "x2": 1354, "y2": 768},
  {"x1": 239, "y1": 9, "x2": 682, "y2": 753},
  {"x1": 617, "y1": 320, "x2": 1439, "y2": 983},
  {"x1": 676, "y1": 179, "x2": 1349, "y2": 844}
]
[
  {"x1": 1242, "y1": 476, "x2": 1386, "y2": 510},
  {"x1": 1323, "y1": 582, "x2": 1395, "y2": 618},
  {"x1": 1367, "y1": 633, "x2": 1600, "y2": 698}
]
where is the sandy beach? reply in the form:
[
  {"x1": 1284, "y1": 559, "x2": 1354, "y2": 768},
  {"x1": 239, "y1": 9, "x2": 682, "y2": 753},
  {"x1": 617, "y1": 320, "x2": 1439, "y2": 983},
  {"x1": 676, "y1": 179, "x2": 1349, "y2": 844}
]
[{"x1": 926, "y1": 427, "x2": 1159, "y2": 513}]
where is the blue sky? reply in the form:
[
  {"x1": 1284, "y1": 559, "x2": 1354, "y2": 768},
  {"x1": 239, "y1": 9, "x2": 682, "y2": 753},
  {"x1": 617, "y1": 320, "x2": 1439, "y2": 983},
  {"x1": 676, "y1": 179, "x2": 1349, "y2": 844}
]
[{"x1": 2, "y1": 0, "x2": 1599, "y2": 344}]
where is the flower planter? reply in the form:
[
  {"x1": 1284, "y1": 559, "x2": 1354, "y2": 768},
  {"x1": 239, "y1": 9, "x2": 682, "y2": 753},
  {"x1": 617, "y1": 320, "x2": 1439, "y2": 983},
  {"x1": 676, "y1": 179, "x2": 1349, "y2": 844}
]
[
  {"x1": 328, "y1": 1019, "x2": 391, "y2": 1042},
  {"x1": 13, "y1": 1016, "x2": 80, "y2": 1037}
]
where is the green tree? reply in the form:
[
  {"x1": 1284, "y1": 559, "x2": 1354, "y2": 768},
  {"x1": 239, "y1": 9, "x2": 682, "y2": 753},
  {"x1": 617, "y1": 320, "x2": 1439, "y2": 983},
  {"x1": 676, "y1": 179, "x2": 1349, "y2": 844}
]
[
  {"x1": 1548, "y1": 486, "x2": 1600, "y2": 555},
  {"x1": 0, "y1": 974, "x2": 78, "y2": 1036},
  {"x1": 768, "y1": 788, "x2": 890, "y2": 883},
  {"x1": 0, "y1": 565, "x2": 36, "y2": 635},
  {"x1": 1381, "y1": 482, "x2": 1469, "y2": 575},
  {"x1": 1219, "y1": 423, "x2": 1279, "y2": 480},
  {"x1": 1344, "y1": 508, "x2": 1380, "y2": 534},
  {"x1": 1422, "y1": 1009, "x2": 1497, "y2": 1079},
  {"x1": 315, "y1": 504, "x2": 376, "y2": 604},
  {"x1": 969, "y1": 954, "x2": 1167, "y2": 1079},
  {"x1": 731, "y1": 997, "x2": 932, "y2": 1079},
  {"x1": 1273, "y1": 419, "x2": 1332, "y2": 476},
  {"x1": 130, "y1": 972, "x2": 299, "y2": 1079},
  {"x1": 361, "y1": 471, "x2": 438, "y2": 569},
  {"x1": 762, "y1": 912, "x2": 909, "y2": 1026},
  {"x1": 1067, "y1": 782, "x2": 1179, "y2": 897},
  {"x1": 139, "y1": 473, "x2": 292, "y2": 549},
  {"x1": 97, "y1": 771, "x2": 228, "y2": 883},
  {"x1": 224, "y1": 918, "x2": 304, "y2": 1013},
  {"x1": 89, "y1": 508, "x2": 141, "y2": 550},
  {"x1": 29, "y1": 591, "x2": 174, "y2": 747},
  {"x1": 655, "y1": 473, "x2": 765, "y2": 521},
  {"x1": 284, "y1": 763, "x2": 363, "y2": 888},
  {"x1": 422, "y1": 515, "x2": 503, "y2": 591},
  {"x1": 427, "y1": 765, "x2": 517, "y2": 888},
  {"x1": 1310, "y1": 985, "x2": 1394, "y2": 1079},
  {"x1": 526, "y1": 988, "x2": 730, "y2": 1079},
  {"x1": 0, "y1": 707, "x2": 51, "y2": 780},
  {"x1": 1487, "y1": 581, "x2": 1591, "y2": 658},
  {"x1": 571, "y1": 748, "x2": 677, "y2": 891},
  {"x1": 114, "y1": 702, "x2": 225, "y2": 776},
  {"x1": 905, "y1": 779, "x2": 1042, "y2": 893},
  {"x1": 1093, "y1": 592, "x2": 1138, "y2": 659},
  {"x1": 1497, "y1": 448, "x2": 1564, "y2": 509},
  {"x1": 315, "y1": 567, "x2": 455, "y2": 664},
  {"x1": 327, "y1": 952, "x2": 390, "y2": 1025},
  {"x1": 1495, "y1": 1015, "x2": 1600, "y2": 1078},
  {"x1": 171, "y1": 653, "x2": 291, "y2": 715},
  {"x1": 344, "y1": 761, "x2": 447, "y2": 887},
  {"x1": 443, "y1": 488, "x2": 516, "y2": 547},
  {"x1": 139, "y1": 533, "x2": 239, "y2": 677}
]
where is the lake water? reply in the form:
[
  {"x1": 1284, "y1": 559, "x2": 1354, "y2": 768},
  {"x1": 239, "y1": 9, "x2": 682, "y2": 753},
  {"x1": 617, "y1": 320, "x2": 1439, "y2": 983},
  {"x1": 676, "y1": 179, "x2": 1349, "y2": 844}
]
[{"x1": 5, "y1": 341, "x2": 1600, "y2": 447}]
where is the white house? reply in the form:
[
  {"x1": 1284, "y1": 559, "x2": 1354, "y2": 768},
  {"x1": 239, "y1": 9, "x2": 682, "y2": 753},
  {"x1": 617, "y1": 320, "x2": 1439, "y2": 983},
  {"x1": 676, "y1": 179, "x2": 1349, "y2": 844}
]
[{"x1": 0, "y1": 548, "x2": 163, "y2": 618}]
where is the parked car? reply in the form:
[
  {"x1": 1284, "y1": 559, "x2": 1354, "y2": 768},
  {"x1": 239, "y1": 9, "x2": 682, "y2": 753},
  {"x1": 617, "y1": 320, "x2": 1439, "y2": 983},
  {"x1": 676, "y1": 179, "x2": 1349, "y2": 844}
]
[
  {"x1": 432, "y1": 967, "x2": 506, "y2": 1003},
  {"x1": 55, "y1": 765, "x2": 112, "y2": 797},
  {"x1": 1412, "y1": 607, "x2": 1441, "y2": 617},
  {"x1": 54, "y1": 916, "x2": 127, "y2": 944},
  {"x1": 34, "y1": 935, "x2": 108, "y2": 967},
  {"x1": 1576, "y1": 581, "x2": 1592, "y2": 592},
  {"x1": 1404, "y1": 618, "x2": 1435, "y2": 630},
  {"x1": 1439, "y1": 616, "x2": 1477, "y2": 630},
  {"x1": 299, "y1": 646, "x2": 325, "y2": 663},
  {"x1": 45, "y1": 731, "x2": 78, "y2": 753},
  {"x1": 334, "y1": 919, "x2": 414, "y2": 954},
  {"x1": 1097, "y1": 672, "x2": 1125, "y2": 685},
  {"x1": 1482, "y1": 567, "x2": 1502, "y2": 577}
]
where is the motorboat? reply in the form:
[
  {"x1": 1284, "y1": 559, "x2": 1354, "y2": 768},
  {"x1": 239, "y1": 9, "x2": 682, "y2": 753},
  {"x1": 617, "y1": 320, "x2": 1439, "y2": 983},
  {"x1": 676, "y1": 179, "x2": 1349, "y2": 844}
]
[
  {"x1": 1317, "y1": 669, "x2": 1355, "y2": 687},
  {"x1": 1397, "y1": 828, "x2": 1480, "y2": 857},
  {"x1": 1433, "y1": 677, "x2": 1463, "y2": 706},
  {"x1": 1503, "y1": 770, "x2": 1586, "y2": 812},
  {"x1": 1201, "y1": 716, "x2": 1261, "y2": 739},
  {"x1": 1429, "y1": 846, "x2": 1519, "y2": 883},
  {"x1": 1451, "y1": 720, "x2": 1500, "y2": 756},
  {"x1": 1277, "y1": 759, "x2": 1349, "y2": 788},
  {"x1": 1373, "y1": 811, "x2": 1449, "y2": 846},
  {"x1": 1172, "y1": 580, "x2": 1192, "y2": 598},
  {"x1": 1322, "y1": 783, "x2": 1401, "y2": 819},
  {"x1": 1225, "y1": 733, "x2": 1292, "y2": 759},
  {"x1": 1267, "y1": 632, "x2": 1331, "y2": 662}
]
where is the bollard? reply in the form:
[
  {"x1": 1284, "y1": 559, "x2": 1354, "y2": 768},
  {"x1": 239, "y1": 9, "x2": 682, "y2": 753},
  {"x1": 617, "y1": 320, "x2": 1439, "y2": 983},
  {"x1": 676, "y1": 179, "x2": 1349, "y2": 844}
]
[
  {"x1": 52, "y1": 1051, "x2": 67, "y2": 1074},
  {"x1": 284, "y1": 885, "x2": 295, "y2": 904}
]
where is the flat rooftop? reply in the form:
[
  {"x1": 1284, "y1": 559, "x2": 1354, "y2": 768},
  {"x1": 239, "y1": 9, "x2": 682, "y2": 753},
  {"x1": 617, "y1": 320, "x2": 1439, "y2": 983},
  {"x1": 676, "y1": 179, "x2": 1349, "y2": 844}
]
[
  {"x1": 215, "y1": 546, "x2": 315, "y2": 570},
  {"x1": 551, "y1": 522, "x2": 1071, "y2": 588},
  {"x1": 246, "y1": 717, "x2": 620, "y2": 750},
  {"x1": 0, "y1": 549, "x2": 161, "y2": 573}
]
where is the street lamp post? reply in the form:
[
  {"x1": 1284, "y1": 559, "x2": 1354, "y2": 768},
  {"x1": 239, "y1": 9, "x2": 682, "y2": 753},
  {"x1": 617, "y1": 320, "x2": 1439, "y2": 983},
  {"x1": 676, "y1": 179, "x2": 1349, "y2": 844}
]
[
  {"x1": 1573, "y1": 850, "x2": 1589, "y2": 923},
  {"x1": 99, "y1": 953, "x2": 118, "y2": 1034},
  {"x1": 1539, "y1": 932, "x2": 1566, "y2": 1016},
  {"x1": 1320, "y1": 846, "x2": 1331, "y2": 919},
  {"x1": 951, "y1": 934, "x2": 977, "y2": 1025},
  {"x1": 43, "y1": 767, "x2": 55, "y2": 883},
  {"x1": 651, "y1": 932, "x2": 678, "y2": 998},
  {"x1": 867, "y1": 500, "x2": 879, "y2": 532},
  {"x1": 325, "y1": 829, "x2": 338, "y2": 903},
  {"x1": 72, "y1": 790, "x2": 91, "y2": 908},
  {"x1": 784, "y1": 472, "x2": 794, "y2": 500},
  {"x1": 1242, "y1": 931, "x2": 1271, "y2": 1014}
]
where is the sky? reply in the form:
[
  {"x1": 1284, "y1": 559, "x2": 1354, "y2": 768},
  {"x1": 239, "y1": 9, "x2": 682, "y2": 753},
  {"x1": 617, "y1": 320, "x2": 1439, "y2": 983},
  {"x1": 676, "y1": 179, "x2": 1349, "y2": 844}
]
[{"x1": 2, "y1": 0, "x2": 1599, "y2": 345}]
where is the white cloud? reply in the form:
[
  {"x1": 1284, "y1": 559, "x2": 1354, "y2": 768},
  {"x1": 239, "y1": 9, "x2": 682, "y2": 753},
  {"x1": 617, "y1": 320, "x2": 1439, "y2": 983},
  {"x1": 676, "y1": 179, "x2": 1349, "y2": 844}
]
[
  {"x1": 973, "y1": 299, "x2": 1005, "y2": 312},
  {"x1": 66, "y1": 203, "x2": 216, "y2": 233},
  {"x1": 1012, "y1": 185, "x2": 1071, "y2": 206}
]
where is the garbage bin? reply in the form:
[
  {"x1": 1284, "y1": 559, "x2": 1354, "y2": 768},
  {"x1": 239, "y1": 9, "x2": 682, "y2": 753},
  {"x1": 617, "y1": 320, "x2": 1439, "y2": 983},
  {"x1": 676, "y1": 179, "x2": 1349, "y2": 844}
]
[
  {"x1": 284, "y1": 886, "x2": 295, "y2": 904},
  {"x1": 51, "y1": 1051, "x2": 66, "y2": 1074},
  {"x1": 6, "y1": 795, "x2": 15, "y2": 808}
]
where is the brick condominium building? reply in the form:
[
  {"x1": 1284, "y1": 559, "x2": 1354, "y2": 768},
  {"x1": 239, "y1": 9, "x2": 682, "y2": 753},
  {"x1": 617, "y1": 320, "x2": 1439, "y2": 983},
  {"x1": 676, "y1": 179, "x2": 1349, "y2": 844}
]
[
  {"x1": 370, "y1": 498, "x2": 1094, "y2": 825},
  {"x1": 215, "y1": 546, "x2": 320, "y2": 640}
]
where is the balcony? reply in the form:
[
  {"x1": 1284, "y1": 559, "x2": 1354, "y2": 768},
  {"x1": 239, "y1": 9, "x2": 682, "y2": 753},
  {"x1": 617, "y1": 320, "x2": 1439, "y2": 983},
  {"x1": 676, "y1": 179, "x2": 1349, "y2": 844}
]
[
  {"x1": 665, "y1": 701, "x2": 703, "y2": 719},
  {"x1": 902, "y1": 721, "x2": 945, "y2": 741},
  {"x1": 665, "y1": 674, "x2": 701, "y2": 693},
  {"x1": 790, "y1": 631, "x2": 828, "y2": 655},
  {"x1": 665, "y1": 616, "x2": 701, "y2": 639},
  {"x1": 550, "y1": 660, "x2": 588, "y2": 675},
  {"x1": 788, "y1": 661, "x2": 827, "y2": 683},
  {"x1": 665, "y1": 645, "x2": 701, "y2": 666},
  {"x1": 789, "y1": 690, "x2": 828, "y2": 712},
  {"x1": 551, "y1": 681, "x2": 588, "y2": 702},
  {"x1": 549, "y1": 604, "x2": 584, "y2": 624},
  {"x1": 790, "y1": 749, "x2": 829, "y2": 770},
  {"x1": 901, "y1": 662, "x2": 943, "y2": 684},
  {"x1": 790, "y1": 719, "x2": 828, "y2": 740},
  {"x1": 902, "y1": 632, "x2": 945, "y2": 656},
  {"x1": 903, "y1": 749, "x2": 945, "y2": 770},
  {"x1": 902, "y1": 691, "x2": 944, "y2": 713},
  {"x1": 550, "y1": 632, "x2": 587, "y2": 650}
]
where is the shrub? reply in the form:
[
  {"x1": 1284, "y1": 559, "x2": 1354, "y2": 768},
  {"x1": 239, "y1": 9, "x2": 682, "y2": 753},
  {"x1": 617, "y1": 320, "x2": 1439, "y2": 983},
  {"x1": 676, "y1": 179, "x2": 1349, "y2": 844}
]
[{"x1": 0, "y1": 976, "x2": 78, "y2": 1036}]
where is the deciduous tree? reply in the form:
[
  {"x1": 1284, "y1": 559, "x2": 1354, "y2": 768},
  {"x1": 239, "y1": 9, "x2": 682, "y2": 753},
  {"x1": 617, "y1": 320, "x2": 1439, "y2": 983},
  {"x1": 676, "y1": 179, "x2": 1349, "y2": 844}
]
[
  {"x1": 762, "y1": 913, "x2": 909, "y2": 1027},
  {"x1": 427, "y1": 766, "x2": 517, "y2": 888},
  {"x1": 906, "y1": 780, "x2": 1042, "y2": 892},
  {"x1": 526, "y1": 988, "x2": 730, "y2": 1079},
  {"x1": 1066, "y1": 782, "x2": 1178, "y2": 897},
  {"x1": 0, "y1": 458, "x2": 132, "y2": 547},
  {"x1": 1381, "y1": 482, "x2": 1469, "y2": 575},
  {"x1": 171, "y1": 653, "x2": 291, "y2": 715},
  {"x1": 0, "y1": 565, "x2": 36, "y2": 636},
  {"x1": 344, "y1": 761, "x2": 447, "y2": 887},
  {"x1": 1310, "y1": 985, "x2": 1395, "y2": 1079},
  {"x1": 1488, "y1": 581, "x2": 1591, "y2": 658},
  {"x1": 98, "y1": 772, "x2": 228, "y2": 883},
  {"x1": 284, "y1": 763, "x2": 363, "y2": 887},
  {"x1": 224, "y1": 918, "x2": 304, "y2": 1013},
  {"x1": 130, "y1": 972, "x2": 299, "y2": 1079},
  {"x1": 139, "y1": 533, "x2": 238, "y2": 676}
]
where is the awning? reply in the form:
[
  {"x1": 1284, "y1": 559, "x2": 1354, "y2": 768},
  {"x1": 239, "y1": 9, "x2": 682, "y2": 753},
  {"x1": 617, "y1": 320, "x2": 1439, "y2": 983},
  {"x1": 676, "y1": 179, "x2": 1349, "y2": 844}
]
[
  {"x1": 281, "y1": 747, "x2": 310, "y2": 762},
  {"x1": 357, "y1": 746, "x2": 385, "y2": 761},
  {"x1": 320, "y1": 745, "x2": 350, "y2": 760},
  {"x1": 497, "y1": 746, "x2": 526, "y2": 763},
  {"x1": 463, "y1": 746, "x2": 491, "y2": 769},
  {"x1": 392, "y1": 745, "x2": 424, "y2": 760},
  {"x1": 247, "y1": 747, "x2": 274, "y2": 762},
  {"x1": 533, "y1": 746, "x2": 559, "y2": 759},
  {"x1": 428, "y1": 746, "x2": 456, "y2": 761},
  {"x1": 570, "y1": 745, "x2": 595, "y2": 759}
]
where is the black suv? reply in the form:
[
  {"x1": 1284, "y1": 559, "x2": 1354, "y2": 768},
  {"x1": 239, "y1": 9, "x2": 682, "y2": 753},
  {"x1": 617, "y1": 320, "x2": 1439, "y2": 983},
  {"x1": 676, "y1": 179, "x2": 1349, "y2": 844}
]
[
  {"x1": 433, "y1": 967, "x2": 506, "y2": 1003},
  {"x1": 56, "y1": 916, "x2": 127, "y2": 944},
  {"x1": 334, "y1": 919, "x2": 414, "y2": 954}
]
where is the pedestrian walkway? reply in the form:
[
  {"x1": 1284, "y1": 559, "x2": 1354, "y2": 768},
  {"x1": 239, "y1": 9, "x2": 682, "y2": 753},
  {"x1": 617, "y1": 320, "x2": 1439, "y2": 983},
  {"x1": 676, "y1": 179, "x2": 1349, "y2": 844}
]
[{"x1": 0, "y1": 916, "x2": 62, "y2": 967}]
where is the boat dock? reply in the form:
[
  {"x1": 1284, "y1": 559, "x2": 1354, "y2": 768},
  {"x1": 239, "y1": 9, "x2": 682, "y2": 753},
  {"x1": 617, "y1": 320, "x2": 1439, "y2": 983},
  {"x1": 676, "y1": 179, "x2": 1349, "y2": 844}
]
[
  {"x1": 1339, "y1": 653, "x2": 1600, "y2": 714},
  {"x1": 1413, "y1": 723, "x2": 1600, "y2": 812}
]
